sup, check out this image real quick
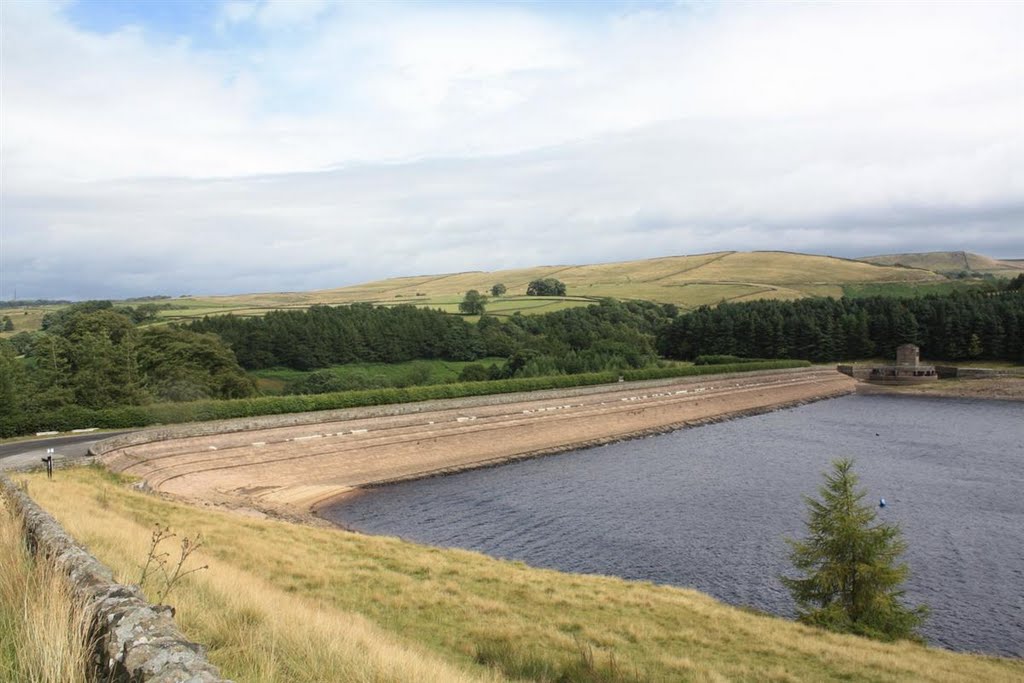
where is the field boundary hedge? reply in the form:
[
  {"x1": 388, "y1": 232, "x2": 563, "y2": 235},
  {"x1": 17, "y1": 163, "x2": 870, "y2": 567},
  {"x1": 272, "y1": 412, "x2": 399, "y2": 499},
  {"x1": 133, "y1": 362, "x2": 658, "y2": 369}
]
[
  {"x1": 693, "y1": 355, "x2": 774, "y2": 366},
  {"x1": 2, "y1": 360, "x2": 811, "y2": 439}
]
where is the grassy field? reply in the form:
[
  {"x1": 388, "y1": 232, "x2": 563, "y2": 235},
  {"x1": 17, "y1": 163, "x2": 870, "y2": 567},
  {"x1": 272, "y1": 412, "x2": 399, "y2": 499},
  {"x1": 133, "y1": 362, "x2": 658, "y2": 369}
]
[
  {"x1": 0, "y1": 306, "x2": 59, "y2": 339},
  {"x1": 12, "y1": 466, "x2": 1024, "y2": 683},
  {"x1": 252, "y1": 357, "x2": 508, "y2": 394},
  {"x1": 0, "y1": 497, "x2": 91, "y2": 683},
  {"x1": 127, "y1": 295, "x2": 599, "y2": 330},
  {"x1": 106, "y1": 251, "x2": 952, "y2": 327},
  {"x1": 6, "y1": 250, "x2": 1015, "y2": 336},
  {"x1": 268, "y1": 250, "x2": 944, "y2": 310}
]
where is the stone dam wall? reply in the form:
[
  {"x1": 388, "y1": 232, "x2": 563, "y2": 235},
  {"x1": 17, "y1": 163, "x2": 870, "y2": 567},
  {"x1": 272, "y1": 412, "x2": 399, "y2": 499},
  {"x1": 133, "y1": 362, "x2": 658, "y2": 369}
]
[
  {"x1": 0, "y1": 474, "x2": 229, "y2": 683},
  {"x1": 89, "y1": 367, "x2": 831, "y2": 458},
  {"x1": 934, "y1": 366, "x2": 1024, "y2": 379},
  {"x1": 841, "y1": 363, "x2": 1024, "y2": 381},
  {"x1": 97, "y1": 367, "x2": 854, "y2": 515}
]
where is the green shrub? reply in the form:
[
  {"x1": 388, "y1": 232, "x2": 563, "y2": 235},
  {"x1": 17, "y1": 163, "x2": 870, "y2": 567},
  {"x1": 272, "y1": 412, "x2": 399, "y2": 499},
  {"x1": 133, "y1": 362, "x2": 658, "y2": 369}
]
[{"x1": 457, "y1": 364, "x2": 491, "y2": 382}]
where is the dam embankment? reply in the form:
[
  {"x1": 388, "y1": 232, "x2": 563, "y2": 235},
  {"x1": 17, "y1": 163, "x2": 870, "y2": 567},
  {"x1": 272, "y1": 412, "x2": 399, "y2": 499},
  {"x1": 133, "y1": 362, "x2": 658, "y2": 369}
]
[{"x1": 95, "y1": 367, "x2": 854, "y2": 517}]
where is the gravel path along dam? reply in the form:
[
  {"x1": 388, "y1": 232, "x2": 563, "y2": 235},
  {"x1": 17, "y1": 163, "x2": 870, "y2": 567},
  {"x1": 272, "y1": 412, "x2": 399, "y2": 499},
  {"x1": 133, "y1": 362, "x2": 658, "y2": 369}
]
[{"x1": 99, "y1": 368, "x2": 855, "y2": 518}]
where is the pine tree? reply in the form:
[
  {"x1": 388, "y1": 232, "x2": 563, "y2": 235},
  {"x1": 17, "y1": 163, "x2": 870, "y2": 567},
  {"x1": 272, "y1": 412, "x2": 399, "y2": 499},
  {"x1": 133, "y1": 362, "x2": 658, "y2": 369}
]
[{"x1": 782, "y1": 459, "x2": 927, "y2": 642}]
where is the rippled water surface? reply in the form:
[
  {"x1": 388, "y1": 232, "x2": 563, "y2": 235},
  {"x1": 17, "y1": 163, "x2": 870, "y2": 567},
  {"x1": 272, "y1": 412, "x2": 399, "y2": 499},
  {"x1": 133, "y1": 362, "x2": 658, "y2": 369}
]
[{"x1": 323, "y1": 395, "x2": 1024, "y2": 656}]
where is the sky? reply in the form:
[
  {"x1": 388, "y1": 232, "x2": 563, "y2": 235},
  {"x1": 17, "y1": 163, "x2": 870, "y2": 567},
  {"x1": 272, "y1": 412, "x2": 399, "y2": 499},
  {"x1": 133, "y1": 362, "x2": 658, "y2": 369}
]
[{"x1": 1, "y1": 0, "x2": 1022, "y2": 300}]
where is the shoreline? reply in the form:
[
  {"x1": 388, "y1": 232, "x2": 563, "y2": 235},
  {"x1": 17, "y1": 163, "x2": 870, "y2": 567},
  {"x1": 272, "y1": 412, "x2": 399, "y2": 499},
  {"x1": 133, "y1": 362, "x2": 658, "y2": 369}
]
[
  {"x1": 854, "y1": 375, "x2": 1024, "y2": 401},
  {"x1": 98, "y1": 368, "x2": 855, "y2": 520},
  {"x1": 317, "y1": 380, "x2": 1023, "y2": 522},
  {"x1": 311, "y1": 389, "x2": 1024, "y2": 660},
  {"x1": 312, "y1": 388, "x2": 850, "y2": 515}
]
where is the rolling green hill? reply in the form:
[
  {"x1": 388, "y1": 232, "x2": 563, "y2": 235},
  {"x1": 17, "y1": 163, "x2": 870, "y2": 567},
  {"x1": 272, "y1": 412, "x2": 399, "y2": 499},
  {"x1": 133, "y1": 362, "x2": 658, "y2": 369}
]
[
  {"x1": 147, "y1": 250, "x2": 948, "y2": 325},
  {"x1": 4, "y1": 250, "x2": 1011, "y2": 336}
]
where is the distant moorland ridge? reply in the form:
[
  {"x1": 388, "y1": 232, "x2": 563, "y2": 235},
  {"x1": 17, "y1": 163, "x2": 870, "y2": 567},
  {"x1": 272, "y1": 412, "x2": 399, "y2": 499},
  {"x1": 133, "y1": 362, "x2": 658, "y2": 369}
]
[
  {"x1": 146, "y1": 249, "x2": 1018, "y2": 324},
  {"x1": 2, "y1": 250, "x2": 1019, "y2": 335},
  {"x1": 857, "y1": 250, "x2": 1024, "y2": 277},
  {"x1": 206, "y1": 250, "x2": 948, "y2": 306}
]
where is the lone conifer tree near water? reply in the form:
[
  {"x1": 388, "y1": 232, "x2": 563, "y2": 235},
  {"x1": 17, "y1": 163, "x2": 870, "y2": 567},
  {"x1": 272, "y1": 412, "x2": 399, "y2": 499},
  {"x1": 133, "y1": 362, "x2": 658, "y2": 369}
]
[{"x1": 782, "y1": 458, "x2": 927, "y2": 642}]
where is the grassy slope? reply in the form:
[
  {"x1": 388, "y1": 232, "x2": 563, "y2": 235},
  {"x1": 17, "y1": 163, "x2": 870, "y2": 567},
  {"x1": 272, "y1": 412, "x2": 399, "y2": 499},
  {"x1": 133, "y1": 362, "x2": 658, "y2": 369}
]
[
  {"x1": 0, "y1": 306, "x2": 59, "y2": 339},
  {"x1": 11, "y1": 250, "x2": 1013, "y2": 336},
  {"x1": 16, "y1": 467, "x2": 1024, "y2": 683},
  {"x1": 0, "y1": 251, "x2": 959, "y2": 335},
  {"x1": 858, "y1": 251, "x2": 1024, "y2": 278},
  {"x1": 136, "y1": 251, "x2": 944, "y2": 328},
  {"x1": 238, "y1": 250, "x2": 942, "y2": 306},
  {"x1": 0, "y1": 498, "x2": 91, "y2": 683}
]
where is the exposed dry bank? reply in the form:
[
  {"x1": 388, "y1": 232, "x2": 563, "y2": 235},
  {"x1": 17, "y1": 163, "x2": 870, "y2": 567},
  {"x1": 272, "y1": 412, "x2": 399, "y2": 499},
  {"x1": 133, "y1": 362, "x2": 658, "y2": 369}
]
[
  {"x1": 0, "y1": 496, "x2": 92, "y2": 683},
  {"x1": 100, "y1": 368, "x2": 855, "y2": 516},
  {"x1": 856, "y1": 375, "x2": 1024, "y2": 401},
  {"x1": 19, "y1": 467, "x2": 1024, "y2": 683}
]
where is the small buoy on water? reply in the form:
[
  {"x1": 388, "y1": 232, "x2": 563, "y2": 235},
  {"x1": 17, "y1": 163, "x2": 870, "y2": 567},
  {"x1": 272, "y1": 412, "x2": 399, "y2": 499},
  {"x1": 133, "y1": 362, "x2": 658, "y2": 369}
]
[{"x1": 879, "y1": 498, "x2": 887, "y2": 508}]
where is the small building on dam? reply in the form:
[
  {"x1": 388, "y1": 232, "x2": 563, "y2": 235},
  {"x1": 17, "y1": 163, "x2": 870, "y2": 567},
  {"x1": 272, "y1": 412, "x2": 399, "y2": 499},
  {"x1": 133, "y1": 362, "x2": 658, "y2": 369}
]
[{"x1": 838, "y1": 344, "x2": 938, "y2": 385}]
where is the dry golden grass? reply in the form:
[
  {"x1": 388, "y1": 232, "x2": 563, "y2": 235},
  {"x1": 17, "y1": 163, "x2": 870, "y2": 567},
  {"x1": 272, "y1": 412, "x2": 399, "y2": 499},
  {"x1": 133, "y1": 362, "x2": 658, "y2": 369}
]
[
  {"x1": 162, "y1": 250, "x2": 941, "y2": 320},
  {"x1": 342, "y1": 251, "x2": 937, "y2": 296},
  {"x1": 0, "y1": 307, "x2": 55, "y2": 339},
  {"x1": 4, "y1": 251, "x2": 955, "y2": 332},
  {"x1": 16, "y1": 469, "x2": 495, "y2": 683},
  {"x1": 674, "y1": 252, "x2": 939, "y2": 286},
  {"x1": 16, "y1": 466, "x2": 1024, "y2": 683},
  {"x1": 859, "y1": 251, "x2": 1024, "y2": 277},
  {"x1": 0, "y1": 497, "x2": 93, "y2": 683}
]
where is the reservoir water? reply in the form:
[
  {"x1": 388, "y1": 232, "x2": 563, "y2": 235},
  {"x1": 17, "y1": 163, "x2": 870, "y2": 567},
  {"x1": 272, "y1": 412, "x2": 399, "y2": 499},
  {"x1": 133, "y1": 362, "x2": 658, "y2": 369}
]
[{"x1": 322, "y1": 395, "x2": 1024, "y2": 657}]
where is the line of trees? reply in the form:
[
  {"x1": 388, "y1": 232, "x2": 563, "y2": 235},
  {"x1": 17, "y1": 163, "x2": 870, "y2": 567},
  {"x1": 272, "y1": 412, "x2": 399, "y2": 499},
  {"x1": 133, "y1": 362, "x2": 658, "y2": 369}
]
[
  {"x1": 484, "y1": 299, "x2": 672, "y2": 377},
  {"x1": 189, "y1": 299, "x2": 677, "y2": 379},
  {"x1": 190, "y1": 288, "x2": 1023, "y2": 390},
  {"x1": 657, "y1": 291, "x2": 1024, "y2": 363},
  {"x1": 189, "y1": 304, "x2": 487, "y2": 369},
  {"x1": 5, "y1": 286, "x2": 1019, "y2": 429},
  {"x1": 1, "y1": 302, "x2": 255, "y2": 423}
]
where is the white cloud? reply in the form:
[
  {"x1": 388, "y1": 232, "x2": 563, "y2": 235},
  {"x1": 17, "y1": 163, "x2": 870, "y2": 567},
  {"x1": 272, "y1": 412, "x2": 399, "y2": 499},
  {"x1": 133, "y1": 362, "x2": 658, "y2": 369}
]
[
  {"x1": 1, "y1": 0, "x2": 1022, "y2": 299},
  {"x1": 218, "y1": 1, "x2": 258, "y2": 27},
  {"x1": 256, "y1": 0, "x2": 330, "y2": 28}
]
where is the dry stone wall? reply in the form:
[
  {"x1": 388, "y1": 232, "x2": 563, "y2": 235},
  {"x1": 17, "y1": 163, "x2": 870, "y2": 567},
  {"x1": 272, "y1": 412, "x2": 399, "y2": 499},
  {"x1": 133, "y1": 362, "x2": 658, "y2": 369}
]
[{"x1": 0, "y1": 474, "x2": 229, "y2": 683}]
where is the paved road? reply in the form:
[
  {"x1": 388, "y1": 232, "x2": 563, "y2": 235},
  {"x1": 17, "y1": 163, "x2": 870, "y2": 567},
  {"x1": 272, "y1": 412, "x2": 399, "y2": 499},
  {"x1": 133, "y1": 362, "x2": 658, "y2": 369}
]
[{"x1": 0, "y1": 431, "x2": 133, "y2": 471}]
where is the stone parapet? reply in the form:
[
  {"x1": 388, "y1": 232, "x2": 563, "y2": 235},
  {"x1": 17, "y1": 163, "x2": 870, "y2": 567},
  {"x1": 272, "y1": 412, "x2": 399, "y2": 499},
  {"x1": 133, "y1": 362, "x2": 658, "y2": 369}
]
[
  {"x1": 935, "y1": 366, "x2": 1023, "y2": 379},
  {"x1": 0, "y1": 474, "x2": 229, "y2": 683}
]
